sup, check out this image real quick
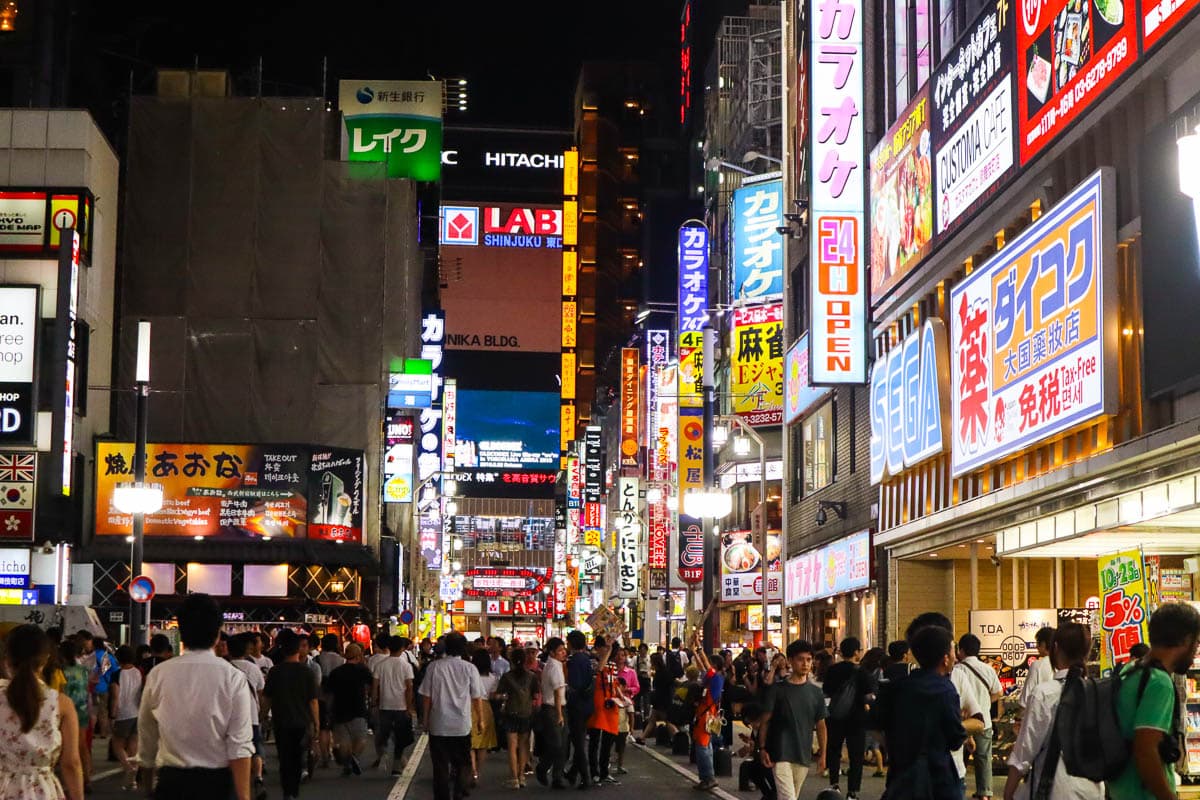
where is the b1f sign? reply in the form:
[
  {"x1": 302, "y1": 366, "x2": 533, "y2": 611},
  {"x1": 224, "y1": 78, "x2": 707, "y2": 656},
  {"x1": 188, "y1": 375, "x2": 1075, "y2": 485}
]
[
  {"x1": 0, "y1": 286, "x2": 37, "y2": 445},
  {"x1": 809, "y1": 0, "x2": 867, "y2": 384},
  {"x1": 869, "y1": 319, "x2": 951, "y2": 484}
]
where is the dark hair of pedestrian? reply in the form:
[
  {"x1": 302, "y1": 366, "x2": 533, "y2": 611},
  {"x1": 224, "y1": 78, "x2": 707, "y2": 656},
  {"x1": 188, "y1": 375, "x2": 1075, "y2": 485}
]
[
  {"x1": 906, "y1": 611, "x2": 953, "y2": 642},
  {"x1": 1036, "y1": 626, "x2": 1056, "y2": 647},
  {"x1": 1148, "y1": 602, "x2": 1200, "y2": 648},
  {"x1": 1129, "y1": 642, "x2": 1150, "y2": 660},
  {"x1": 388, "y1": 636, "x2": 404, "y2": 653},
  {"x1": 786, "y1": 639, "x2": 814, "y2": 659},
  {"x1": 741, "y1": 702, "x2": 765, "y2": 722},
  {"x1": 671, "y1": 637, "x2": 682, "y2": 649},
  {"x1": 308, "y1": 633, "x2": 321, "y2": 649},
  {"x1": 861, "y1": 647, "x2": 887, "y2": 673},
  {"x1": 5, "y1": 624, "x2": 49, "y2": 732},
  {"x1": 543, "y1": 637, "x2": 564, "y2": 660},
  {"x1": 177, "y1": 593, "x2": 224, "y2": 650},
  {"x1": 275, "y1": 629, "x2": 301, "y2": 657},
  {"x1": 116, "y1": 645, "x2": 135, "y2": 665},
  {"x1": 509, "y1": 647, "x2": 526, "y2": 676},
  {"x1": 910, "y1": 625, "x2": 953, "y2": 670},
  {"x1": 651, "y1": 651, "x2": 666, "y2": 671},
  {"x1": 471, "y1": 647, "x2": 492, "y2": 676},
  {"x1": 227, "y1": 632, "x2": 250, "y2": 659},
  {"x1": 398, "y1": 636, "x2": 412, "y2": 650},
  {"x1": 566, "y1": 630, "x2": 587, "y2": 651},
  {"x1": 321, "y1": 633, "x2": 339, "y2": 652},
  {"x1": 710, "y1": 653, "x2": 725, "y2": 671},
  {"x1": 839, "y1": 637, "x2": 862, "y2": 659},
  {"x1": 1051, "y1": 622, "x2": 1090, "y2": 679},
  {"x1": 444, "y1": 632, "x2": 468, "y2": 658},
  {"x1": 957, "y1": 633, "x2": 982, "y2": 658},
  {"x1": 149, "y1": 633, "x2": 172, "y2": 655}
]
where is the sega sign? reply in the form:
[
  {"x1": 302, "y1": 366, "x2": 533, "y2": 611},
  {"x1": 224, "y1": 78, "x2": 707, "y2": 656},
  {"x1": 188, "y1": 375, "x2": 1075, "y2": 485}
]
[
  {"x1": 870, "y1": 319, "x2": 951, "y2": 484},
  {"x1": 439, "y1": 205, "x2": 563, "y2": 249}
]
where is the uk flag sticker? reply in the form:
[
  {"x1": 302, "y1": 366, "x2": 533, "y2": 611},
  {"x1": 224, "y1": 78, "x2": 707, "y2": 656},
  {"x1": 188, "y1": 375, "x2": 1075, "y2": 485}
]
[{"x1": 440, "y1": 206, "x2": 479, "y2": 246}]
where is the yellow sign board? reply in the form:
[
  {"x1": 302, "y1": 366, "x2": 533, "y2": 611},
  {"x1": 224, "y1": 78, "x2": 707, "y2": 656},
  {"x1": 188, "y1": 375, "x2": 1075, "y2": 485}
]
[
  {"x1": 561, "y1": 352, "x2": 576, "y2": 400},
  {"x1": 678, "y1": 331, "x2": 703, "y2": 408},
  {"x1": 563, "y1": 200, "x2": 579, "y2": 246},
  {"x1": 562, "y1": 250, "x2": 578, "y2": 296},
  {"x1": 560, "y1": 404, "x2": 576, "y2": 454},
  {"x1": 562, "y1": 301, "x2": 578, "y2": 348},
  {"x1": 563, "y1": 149, "x2": 579, "y2": 197},
  {"x1": 1097, "y1": 548, "x2": 1149, "y2": 676}
]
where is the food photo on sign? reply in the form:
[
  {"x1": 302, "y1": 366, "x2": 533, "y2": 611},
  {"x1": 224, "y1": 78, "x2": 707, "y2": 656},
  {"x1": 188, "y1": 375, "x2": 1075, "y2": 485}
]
[
  {"x1": 870, "y1": 87, "x2": 934, "y2": 304},
  {"x1": 720, "y1": 530, "x2": 783, "y2": 601}
]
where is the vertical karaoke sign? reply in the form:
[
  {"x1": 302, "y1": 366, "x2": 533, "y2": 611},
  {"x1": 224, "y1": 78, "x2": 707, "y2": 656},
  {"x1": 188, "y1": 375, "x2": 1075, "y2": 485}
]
[
  {"x1": 676, "y1": 222, "x2": 708, "y2": 586},
  {"x1": 809, "y1": 0, "x2": 867, "y2": 383}
]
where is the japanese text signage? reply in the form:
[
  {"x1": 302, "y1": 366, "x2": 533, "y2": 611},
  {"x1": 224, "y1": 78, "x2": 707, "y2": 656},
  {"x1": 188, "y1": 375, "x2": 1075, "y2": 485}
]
[
  {"x1": 383, "y1": 413, "x2": 415, "y2": 503},
  {"x1": 1143, "y1": 0, "x2": 1200, "y2": 50},
  {"x1": 645, "y1": 329, "x2": 670, "y2": 463},
  {"x1": 416, "y1": 311, "x2": 445, "y2": 527},
  {"x1": 583, "y1": 426, "x2": 603, "y2": 503},
  {"x1": 677, "y1": 406, "x2": 705, "y2": 586},
  {"x1": 485, "y1": 599, "x2": 547, "y2": 617},
  {"x1": 870, "y1": 87, "x2": 933, "y2": 304},
  {"x1": 466, "y1": 566, "x2": 548, "y2": 598},
  {"x1": 616, "y1": 477, "x2": 640, "y2": 599},
  {"x1": 932, "y1": 0, "x2": 1017, "y2": 237},
  {"x1": 869, "y1": 319, "x2": 952, "y2": 483},
  {"x1": 647, "y1": 498, "x2": 669, "y2": 571},
  {"x1": 809, "y1": 0, "x2": 867, "y2": 384},
  {"x1": 785, "y1": 334, "x2": 831, "y2": 424},
  {"x1": 731, "y1": 180, "x2": 785, "y2": 302},
  {"x1": 677, "y1": 222, "x2": 710, "y2": 334},
  {"x1": 949, "y1": 170, "x2": 1115, "y2": 476},
  {"x1": 731, "y1": 304, "x2": 785, "y2": 427},
  {"x1": 619, "y1": 348, "x2": 640, "y2": 469},
  {"x1": 678, "y1": 330, "x2": 704, "y2": 409},
  {"x1": 721, "y1": 530, "x2": 783, "y2": 602},
  {"x1": 0, "y1": 547, "x2": 29, "y2": 588},
  {"x1": 96, "y1": 443, "x2": 364, "y2": 543},
  {"x1": 0, "y1": 189, "x2": 93, "y2": 259},
  {"x1": 784, "y1": 530, "x2": 871, "y2": 605},
  {"x1": 0, "y1": 286, "x2": 38, "y2": 446},
  {"x1": 339, "y1": 80, "x2": 443, "y2": 181},
  {"x1": 1016, "y1": 0, "x2": 1137, "y2": 164},
  {"x1": 438, "y1": 205, "x2": 564, "y2": 249},
  {"x1": 1097, "y1": 548, "x2": 1149, "y2": 675}
]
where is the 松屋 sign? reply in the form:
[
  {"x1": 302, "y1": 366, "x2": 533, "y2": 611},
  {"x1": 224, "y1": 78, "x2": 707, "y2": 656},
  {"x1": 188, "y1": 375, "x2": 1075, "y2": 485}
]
[
  {"x1": 339, "y1": 80, "x2": 443, "y2": 181},
  {"x1": 949, "y1": 170, "x2": 1116, "y2": 476},
  {"x1": 616, "y1": 477, "x2": 640, "y2": 599},
  {"x1": 869, "y1": 319, "x2": 951, "y2": 483},
  {"x1": 731, "y1": 180, "x2": 785, "y2": 302},
  {"x1": 809, "y1": 0, "x2": 867, "y2": 384}
]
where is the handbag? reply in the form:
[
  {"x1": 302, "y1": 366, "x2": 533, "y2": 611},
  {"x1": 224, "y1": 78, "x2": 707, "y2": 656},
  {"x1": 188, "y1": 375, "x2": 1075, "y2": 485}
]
[{"x1": 705, "y1": 706, "x2": 725, "y2": 736}]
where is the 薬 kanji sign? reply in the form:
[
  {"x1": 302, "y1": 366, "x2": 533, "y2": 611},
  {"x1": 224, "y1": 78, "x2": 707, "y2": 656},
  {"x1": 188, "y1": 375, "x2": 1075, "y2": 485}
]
[{"x1": 949, "y1": 169, "x2": 1116, "y2": 476}]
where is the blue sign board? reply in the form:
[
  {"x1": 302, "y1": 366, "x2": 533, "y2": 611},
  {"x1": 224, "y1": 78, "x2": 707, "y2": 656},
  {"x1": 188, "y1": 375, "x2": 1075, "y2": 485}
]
[
  {"x1": 731, "y1": 180, "x2": 785, "y2": 302},
  {"x1": 0, "y1": 574, "x2": 29, "y2": 589},
  {"x1": 870, "y1": 319, "x2": 951, "y2": 484},
  {"x1": 677, "y1": 222, "x2": 710, "y2": 333}
]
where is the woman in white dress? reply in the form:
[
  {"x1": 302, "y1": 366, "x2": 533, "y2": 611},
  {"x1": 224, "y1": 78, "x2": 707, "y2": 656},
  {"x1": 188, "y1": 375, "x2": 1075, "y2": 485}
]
[
  {"x1": 0, "y1": 624, "x2": 84, "y2": 800},
  {"x1": 1003, "y1": 622, "x2": 1104, "y2": 800}
]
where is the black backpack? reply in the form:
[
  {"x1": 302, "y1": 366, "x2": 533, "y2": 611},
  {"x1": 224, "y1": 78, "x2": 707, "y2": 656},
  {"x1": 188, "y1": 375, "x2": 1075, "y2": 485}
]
[
  {"x1": 829, "y1": 673, "x2": 859, "y2": 722},
  {"x1": 666, "y1": 650, "x2": 685, "y2": 679},
  {"x1": 1053, "y1": 663, "x2": 1176, "y2": 783}
]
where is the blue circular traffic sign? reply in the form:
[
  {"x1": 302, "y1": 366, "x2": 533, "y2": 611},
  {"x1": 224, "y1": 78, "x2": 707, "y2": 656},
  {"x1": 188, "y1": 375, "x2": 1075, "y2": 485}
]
[
  {"x1": 399, "y1": 609, "x2": 414, "y2": 625},
  {"x1": 129, "y1": 575, "x2": 155, "y2": 603}
]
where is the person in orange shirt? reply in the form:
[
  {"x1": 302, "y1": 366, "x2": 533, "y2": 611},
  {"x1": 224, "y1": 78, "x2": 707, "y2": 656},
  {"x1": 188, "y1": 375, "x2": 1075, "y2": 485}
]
[
  {"x1": 691, "y1": 631, "x2": 727, "y2": 792},
  {"x1": 586, "y1": 640, "x2": 628, "y2": 786}
]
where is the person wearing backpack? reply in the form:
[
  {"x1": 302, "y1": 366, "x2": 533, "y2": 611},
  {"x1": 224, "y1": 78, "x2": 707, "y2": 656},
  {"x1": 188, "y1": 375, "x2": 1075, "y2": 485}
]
[
  {"x1": 563, "y1": 630, "x2": 594, "y2": 789},
  {"x1": 1002, "y1": 622, "x2": 1102, "y2": 800},
  {"x1": 667, "y1": 637, "x2": 689, "y2": 680},
  {"x1": 1108, "y1": 603, "x2": 1200, "y2": 800},
  {"x1": 954, "y1": 634, "x2": 1004, "y2": 799},
  {"x1": 823, "y1": 637, "x2": 873, "y2": 800},
  {"x1": 877, "y1": 624, "x2": 968, "y2": 800}
]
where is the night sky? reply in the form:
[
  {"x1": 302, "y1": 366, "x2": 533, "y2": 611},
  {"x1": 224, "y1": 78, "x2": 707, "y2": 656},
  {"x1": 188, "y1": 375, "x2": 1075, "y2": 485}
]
[{"x1": 75, "y1": 1, "x2": 685, "y2": 131}]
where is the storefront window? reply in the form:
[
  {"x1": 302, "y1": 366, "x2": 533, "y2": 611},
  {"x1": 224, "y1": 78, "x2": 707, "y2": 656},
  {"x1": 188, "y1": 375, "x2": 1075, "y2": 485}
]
[{"x1": 802, "y1": 400, "x2": 834, "y2": 495}]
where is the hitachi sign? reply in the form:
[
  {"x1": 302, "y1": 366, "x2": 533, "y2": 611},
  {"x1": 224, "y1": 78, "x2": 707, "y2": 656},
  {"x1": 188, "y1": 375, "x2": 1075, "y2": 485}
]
[{"x1": 484, "y1": 152, "x2": 564, "y2": 168}]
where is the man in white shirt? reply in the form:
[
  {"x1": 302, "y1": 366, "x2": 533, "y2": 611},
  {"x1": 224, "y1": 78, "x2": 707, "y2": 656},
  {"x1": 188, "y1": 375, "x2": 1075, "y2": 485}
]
[
  {"x1": 420, "y1": 633, "x2": 486, "y2": 800},
  {"x1": 138, "y1": 593, "x2": 255, "y2": 800},
  {"x1": 488, "y1": 636, "x2": 510, "y2": 678},
  {"x1": 535, "y1": 637, "x2": 568, "y2": 789},
  {"x1": 228, "y1": 633, "x2": 268, "y2": 800},
  {"x1": 954, "y1": 634, "x2": 1003, "y2": 799},
  {"x1": 314, "y1": 634, "x2": 345, "y2": 768},
  {"x1": 367, "y1": 633, "x2": 391, "y2": 674},
  {"x1": 372, "y1": 635, "x2": 415, "y2": 776},
  {"x1": 1018, "y1": 627, "x2": 1055, "y2": 708}
]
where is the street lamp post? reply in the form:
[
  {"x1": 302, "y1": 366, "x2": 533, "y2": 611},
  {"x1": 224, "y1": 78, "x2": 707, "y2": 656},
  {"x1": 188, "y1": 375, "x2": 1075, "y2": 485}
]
[{"x1": 722, "y1": 415, "x2": 768, "y2": 648}]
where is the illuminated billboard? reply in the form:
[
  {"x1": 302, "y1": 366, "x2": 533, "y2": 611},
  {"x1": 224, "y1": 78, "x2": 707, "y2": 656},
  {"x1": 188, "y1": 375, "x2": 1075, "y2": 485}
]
[
  {"x1": 450, "y1": 390, "x2": 559, "y2": 471},
  {"x1": 339, "y1": 80, "x2": 443, "y2": 181}
]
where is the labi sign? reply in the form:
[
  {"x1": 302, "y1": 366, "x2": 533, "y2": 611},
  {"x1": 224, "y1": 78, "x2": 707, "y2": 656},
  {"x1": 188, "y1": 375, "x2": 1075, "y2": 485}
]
[
  {"x1": 339, "y1": 80, "x2": 444, "y2": 182},
  {"x1": 0, "y1": 287, "x2": 38, "y2": 446}
]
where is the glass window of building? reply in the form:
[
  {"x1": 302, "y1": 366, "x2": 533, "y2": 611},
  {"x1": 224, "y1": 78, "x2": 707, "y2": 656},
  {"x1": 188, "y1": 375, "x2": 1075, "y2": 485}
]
[{"x1": 802, "y1": 400, "x2": 834, "y2": 495}]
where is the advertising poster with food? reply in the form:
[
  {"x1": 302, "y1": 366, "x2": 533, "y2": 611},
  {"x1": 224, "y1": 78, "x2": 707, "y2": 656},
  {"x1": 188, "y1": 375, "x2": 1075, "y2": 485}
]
[
  {"x1": 931, "y1": 0, "x2": 1017, "y2": 237},
  {"x1": 949, "y1": 170, "x2": 1116, "y2": 476},
  {"x1": 1017, "y1": 0, "x2": 1137, "y2": 164},
  {"x1": 731, "y1": 304, "x2": 785, "y2": 427},
  {"x1": 96, "y1": 443, "x2": 309, "y2": 539},
  {"x1": 870, "y1": 86, "x2": 934, "y2": 305},
  {"x1": 720, "y1": 530, "x2": 783, "y2": 602}
]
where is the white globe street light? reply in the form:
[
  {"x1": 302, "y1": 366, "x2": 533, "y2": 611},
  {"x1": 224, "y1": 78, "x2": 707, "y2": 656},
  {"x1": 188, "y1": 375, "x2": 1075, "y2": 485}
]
[
  {"x1": 112, "y1": 481, "x2": 164, "y2": 515},
  {"x1": 683, "y1": 488, "x2": 733, "y2": 520}
]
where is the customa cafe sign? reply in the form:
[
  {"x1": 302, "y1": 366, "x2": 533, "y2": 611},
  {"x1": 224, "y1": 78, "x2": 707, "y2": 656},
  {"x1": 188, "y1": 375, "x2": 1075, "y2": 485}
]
[
  {"x1": 870, "y1": 319, "x2": 951, "y2": 483},
  {"x1": 949, "y1": 169, "x2": 1116, "y2": 476}
]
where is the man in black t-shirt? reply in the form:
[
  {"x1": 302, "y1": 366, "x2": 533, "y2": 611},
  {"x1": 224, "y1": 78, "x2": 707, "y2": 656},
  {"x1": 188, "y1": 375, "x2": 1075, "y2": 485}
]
[
  {"x1": 823, "y1": 637, "x2": 874, "y2": 800},
  {"x1": 263, "y1": 630, "x2": 318, "y2": 800},
  {"x1": 326, "y1": 643, "x2": 374, "y2": 776}
]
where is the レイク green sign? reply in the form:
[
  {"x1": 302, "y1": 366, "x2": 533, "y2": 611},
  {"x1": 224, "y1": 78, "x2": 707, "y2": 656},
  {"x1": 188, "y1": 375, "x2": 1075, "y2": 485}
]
[{"x1": 338, "y1": 80, "x2": 443, "y2": 181}]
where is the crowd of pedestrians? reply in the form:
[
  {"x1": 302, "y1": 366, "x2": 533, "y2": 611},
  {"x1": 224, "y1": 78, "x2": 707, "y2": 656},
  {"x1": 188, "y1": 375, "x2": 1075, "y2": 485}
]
[{"x1": 1, "y1": 596, "x2": 1200, "y2": 800}]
